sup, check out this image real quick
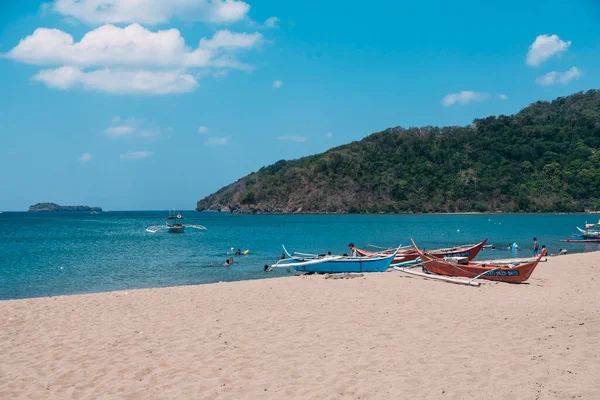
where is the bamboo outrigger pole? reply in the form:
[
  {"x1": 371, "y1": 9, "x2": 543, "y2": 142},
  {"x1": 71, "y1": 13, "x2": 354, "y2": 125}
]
[{"x1": 393, "y1": 266, "x2": 481, "y2": 287}]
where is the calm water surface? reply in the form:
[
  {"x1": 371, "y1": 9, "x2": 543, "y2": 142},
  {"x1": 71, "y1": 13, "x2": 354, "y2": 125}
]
[{"x1": 1, "y1": 211, "x2": 597, "y2": 300}]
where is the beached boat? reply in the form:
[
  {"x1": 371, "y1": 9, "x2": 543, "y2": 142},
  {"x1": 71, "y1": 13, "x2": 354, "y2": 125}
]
[
  {"x1": 145, "y1": 211, "x2": 207, "y2": 233},
  {"x1": 410, "y1": 239, "x2": 541, "y2": 283},
  {"x1": 273, "y1": 247, "x2": 400, "y2": 273},
  {"x1": 354, "y1": 239, "x2": 488, "y2": 265}
]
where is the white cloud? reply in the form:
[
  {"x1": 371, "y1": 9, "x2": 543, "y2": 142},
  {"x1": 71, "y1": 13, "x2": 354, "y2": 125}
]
[
  {"x1": 105, "y1": 125, "x2": 135, "y2": 137},
  {"x1": 198, "y1": 126, "x2": 209, "y2": 134},
  {"x1": 105, "y1": 118, "x2": 167, "y2": 138},
  {"x1": 139, "y1": 130, "x2": 160, "y2": 138},
  {"x1": 535, "y1": 67, "x2": 582, "y2": 86},
  {"x1": 33, "y1": 67, "x2": 198, "y2": 94},
  {"x1": 205, "y1": 137, "x2": 228, "y2": 145},
  {"x1": 8, "y1": 24, "x2": 263, "y2": 94},
  {"x1": 212, "y1": 70, "x2": 229, "y2": 78},
  {"x1": 199, "y1": 29, "x2": 262, "y2": 51},
  {"x1": 325, "y1": 132, "x2": 333, "y2": 137},
  {"x1": 51, "y1": 0, "x2": 250, "y2": 25},
  {"x1": 273, "y1": 79, "x2": 282, "y2": 88},
  {"x1": 79, "y1": 152, "x2": 92, "y2": 162},
  {"x1": 498, "y1": 94, "x2": 508, "y2": 100},
  {"x1": 526, "y1": 34, "x2": 571, "y2": 67},
  {"x1": 8, "y1": 24, "x2": 261, "y2": 69},
  {"x1": 442, "y1": 91, "x2": 489, "y2": 107},
  {"x1": 120, "y1": 150, "x2": 153, "y2": 160},
  {"x1": 278, "y1": 135, "x2": 306, "y2": 142},
  {"x1": 264, "y1": 16, "x2": 279, "y2": 28}
]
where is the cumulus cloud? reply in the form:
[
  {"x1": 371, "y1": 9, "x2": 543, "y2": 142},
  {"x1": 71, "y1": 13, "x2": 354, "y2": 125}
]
[
  {"x1": 198, "y1": 126, "x2": 209, "y2": 134},
  {"x1": 526, "y1": 34, "x2": 571, "y2": 67},
  {"x1": 8, "y1": 24, "x2": 261, "y2": 69},
  {"x1": 264, "y1": 16, "x2": 279, "y2": 28},
  {"x1": 278, "y1": 135, "x2": 306, "y2": 142},
  {"x1": 7, "y1": 24, "x2": 262, "y2": 94},
  {"x1": 204, "y1": 136, "x2": 228, "y2": 145},
  {"x1": 105, "y1": 118, "x2": 168, "y2": 138},
  {"x1": 79, "y1": 153, "x2": 92, "y2": 162},
  {"x1": 442, "y1": 91, "x2": 489, "y2": 107},
  {"x1": 120, "y1": 151, "x2": 153, "y2": 160},
  {"x1": 199, "y1": 29, "x2": 262, "y2": 51},
  {"x1": 51, "y1": 0, "x2": 250, "y2": 25},
  {"x1": 273, "y1": 80, "x2": 282, "y2": 88},
  {"x1": 33, "y1": 67, "x2": 198, "y2": 94},
  {"x1": 498, "y1": 94, "x2": 508, "y2": 100},
  {"x1": 535, "y1": 67, "x2": 582, "y2": 86},
  {"x1": 139, "y1": 130, "x2": 160, "y2": 138},
  {"x1": 105, "y1": 125, "x2": 135, "y2": 137}
]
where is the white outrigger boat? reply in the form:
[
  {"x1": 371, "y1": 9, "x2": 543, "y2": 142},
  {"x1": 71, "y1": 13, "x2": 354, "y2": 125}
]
[{"x1": 145, "y1": 211, "x2": 207, "y2": 233}]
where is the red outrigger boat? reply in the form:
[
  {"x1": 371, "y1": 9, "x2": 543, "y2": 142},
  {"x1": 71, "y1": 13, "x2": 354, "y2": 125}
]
[
  {"x1": 410, "y1": 239, "x2": 541, "y2": 283},
  {"x1": 354, "y1": 239, "x2": 488, "y2": 265}
]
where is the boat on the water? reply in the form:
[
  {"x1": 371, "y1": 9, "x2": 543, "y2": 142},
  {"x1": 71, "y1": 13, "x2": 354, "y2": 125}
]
[
  {"x1": 354, "y1": 239, "x2": 488, "y2": 266},
  {"x1": 411, "y1": 239, "x2": 541, "y2": 283},
  {"x1": 572, "y1": 219, "x2": 600, "y2": 238},
  {"x1": 274, "y1": 246, "x2": 400, "y2": 273},
  {"x1": 576, "y1": 226, "x2": 600, "y2": 238},
  {"x1": 146, "y1": 211, "x2": 207, "y2": 233}
]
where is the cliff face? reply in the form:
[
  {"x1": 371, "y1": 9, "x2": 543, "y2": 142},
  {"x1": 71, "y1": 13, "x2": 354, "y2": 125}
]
[
  {"x1": 197, "y1": 90, "x2": 600, "y2": 214},
  {"x1": 28, "y1": 203, "x2": 103, "y2": 212}
]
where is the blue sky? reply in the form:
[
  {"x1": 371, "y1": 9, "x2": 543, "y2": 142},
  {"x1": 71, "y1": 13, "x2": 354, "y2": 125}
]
[{"x1": 1, "y1": 0, "x2": 599, "y2": 211}]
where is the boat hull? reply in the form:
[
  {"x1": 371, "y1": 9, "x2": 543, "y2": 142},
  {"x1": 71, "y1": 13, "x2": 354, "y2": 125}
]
[
  {"x1": 410, "y1": 239, "x2": 540, "y2": 283},
  {"x1": 293, "y1": 256, "x2": 394, "y2": 273},
  {"x1": 356, "y1": 239, "x2": 488, "y2": 264},
  {"x1": 576, "y1": 227, "x2": 600, "y2": 238},
  {"x1": 422, "y1": 259, "x2": 540, "y2": 283}
]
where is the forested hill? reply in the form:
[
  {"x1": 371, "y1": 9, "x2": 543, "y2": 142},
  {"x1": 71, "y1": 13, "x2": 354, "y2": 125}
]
[{"x1": 197, "y1": 90, "x2": 600, "y2": 214}]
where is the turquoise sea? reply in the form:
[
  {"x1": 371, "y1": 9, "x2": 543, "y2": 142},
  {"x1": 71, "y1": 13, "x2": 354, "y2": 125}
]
[{"x1": 1, "y1": 211, "x2": 598, "y2": 300}]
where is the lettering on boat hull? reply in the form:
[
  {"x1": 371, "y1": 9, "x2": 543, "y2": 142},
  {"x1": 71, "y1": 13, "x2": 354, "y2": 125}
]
[
  {"x1": 447, "y1": 251, "x2": 470, "y2": 257},
  {"x1": 480, "y1": 270, "x2": 520, "y2": 277}
]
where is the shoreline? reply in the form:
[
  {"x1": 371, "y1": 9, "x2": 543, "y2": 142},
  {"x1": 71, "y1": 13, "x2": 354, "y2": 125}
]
[
  {"x1": 0, "y1": 251, "x2": 590, "y2": 303},
  {"x1": 2, "y1": 251, "x2": 599, "y2": 399}
]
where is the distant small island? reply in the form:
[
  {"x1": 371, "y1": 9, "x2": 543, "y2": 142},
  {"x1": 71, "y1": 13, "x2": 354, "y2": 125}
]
[{"x1": 28, "y1": 203, "x2": 102, "y2": 212}]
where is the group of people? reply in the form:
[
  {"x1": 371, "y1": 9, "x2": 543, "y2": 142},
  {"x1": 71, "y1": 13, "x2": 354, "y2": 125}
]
[
  {"x1": 223, "y1": 248, "x2": 248, "y2": 266},
  {"x1": 509, "y1": 238, "x2": 567, "y2": 257}
]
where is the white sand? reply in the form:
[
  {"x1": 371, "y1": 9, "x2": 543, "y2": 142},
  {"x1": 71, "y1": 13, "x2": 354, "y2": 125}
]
[{"x1": 1, "y1": 252, "x2": 599, "y2": 399}]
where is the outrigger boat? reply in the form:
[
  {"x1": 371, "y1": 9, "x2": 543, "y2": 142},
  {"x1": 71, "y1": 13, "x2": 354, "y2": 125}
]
[
  {"x1": 145, "y1": 211, "x2": 207, "y2": 233},
  {"x1": 410, "y1": 239, "x2": 541, "y2": 283},
  {"x1": 274, "y1": 246, "x2": 401, "y2": 273},
  {"x1": 572, "y1": 219, "x2": 600, "y2": 238},
  {"x1": 354, "y1": 239, "x2": 488, "y2": 266},
  {"x1": 576, "y1": 226, "x2": 600, "y2": 238}
]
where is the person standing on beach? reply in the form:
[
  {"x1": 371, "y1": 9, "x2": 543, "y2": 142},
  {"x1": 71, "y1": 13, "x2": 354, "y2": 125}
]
[{"x1": 533, "y1": 238, "x2": 539, "y2": 256}]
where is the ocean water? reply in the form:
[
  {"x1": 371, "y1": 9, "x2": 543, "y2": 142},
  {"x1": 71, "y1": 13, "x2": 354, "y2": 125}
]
[{"x1": 0, "y1": 211, "x2": 598, "y2": 300}]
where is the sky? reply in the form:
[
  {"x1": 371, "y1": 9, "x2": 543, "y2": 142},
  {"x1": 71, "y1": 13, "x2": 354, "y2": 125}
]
[{"x1": 1, "y1": 0, "x2": 599, "y2": 211}]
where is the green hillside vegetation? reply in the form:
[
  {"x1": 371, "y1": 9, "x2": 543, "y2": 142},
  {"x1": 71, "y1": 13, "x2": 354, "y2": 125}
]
[{"x1": 197, "y1": 90, "x2": 600, "y2": 214}]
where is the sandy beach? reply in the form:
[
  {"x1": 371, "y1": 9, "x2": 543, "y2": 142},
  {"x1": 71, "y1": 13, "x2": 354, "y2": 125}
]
[{"x1": 1, "y1": 252, "x2": 599, "y2": 399}]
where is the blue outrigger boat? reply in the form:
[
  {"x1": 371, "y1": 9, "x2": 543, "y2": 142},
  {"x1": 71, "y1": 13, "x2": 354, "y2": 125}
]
[{"x1": 273, "y1": 246, "x2": 400, "y2": 273}]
